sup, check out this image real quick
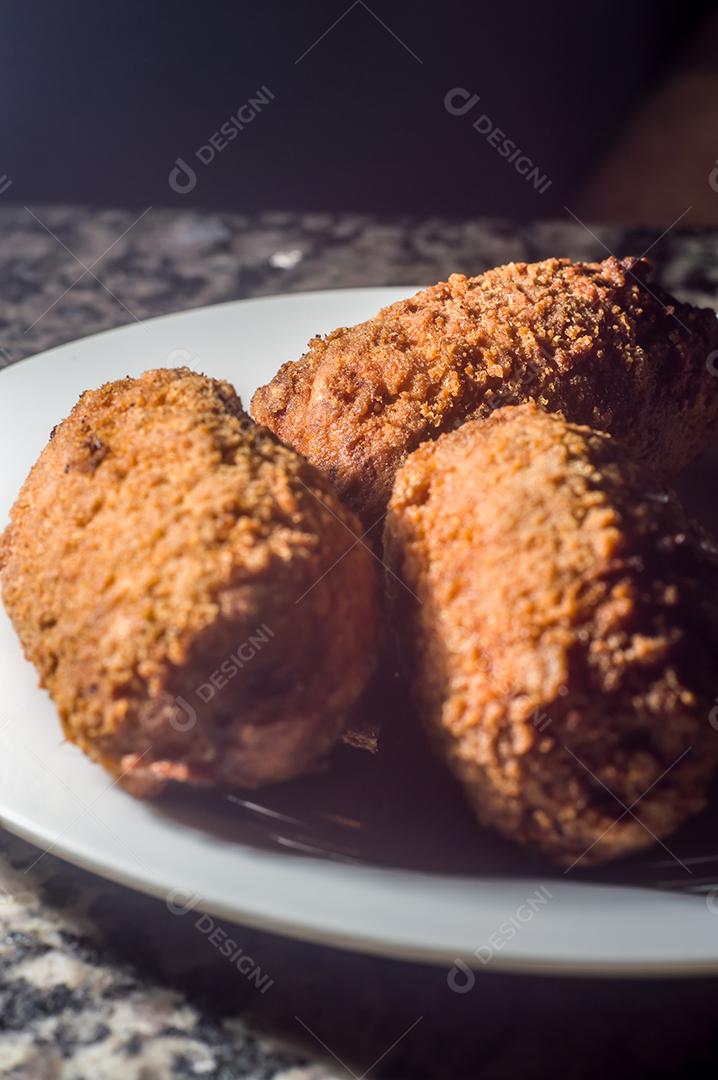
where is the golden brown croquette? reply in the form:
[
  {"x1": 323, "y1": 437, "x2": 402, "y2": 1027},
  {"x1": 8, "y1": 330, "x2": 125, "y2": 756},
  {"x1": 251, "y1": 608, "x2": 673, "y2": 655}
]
[
  {"x1": 383, "y1": 403, "x2": 718, "y2": 866},
  {"x1": 0, "y1": 368, "x2": 379, "y2": 796},
  {"x1": 252, "y1": 257, "x2": 718, "y2": 529}
]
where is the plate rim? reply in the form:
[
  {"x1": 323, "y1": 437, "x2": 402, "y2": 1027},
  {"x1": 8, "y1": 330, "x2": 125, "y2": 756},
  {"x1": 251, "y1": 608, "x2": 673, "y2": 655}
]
[{"x1": 2, "y1": 287, "x2": 718, "y2": 979}]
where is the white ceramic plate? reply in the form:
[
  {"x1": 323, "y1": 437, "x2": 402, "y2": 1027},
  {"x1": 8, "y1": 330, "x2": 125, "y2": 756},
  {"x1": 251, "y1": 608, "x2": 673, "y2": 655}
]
[{"x1": 2, "y1": 288, "x2": 718, "y2": 978}]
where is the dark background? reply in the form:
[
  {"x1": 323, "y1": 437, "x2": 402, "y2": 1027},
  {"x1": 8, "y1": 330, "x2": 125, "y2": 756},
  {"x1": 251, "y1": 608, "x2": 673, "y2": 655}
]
[
  {"x1": 2, "y1": 7, "x2": 718, "y2": 1078},
  {"x1": 0, "y1": 0, "x2": 712, "y2": 219}
]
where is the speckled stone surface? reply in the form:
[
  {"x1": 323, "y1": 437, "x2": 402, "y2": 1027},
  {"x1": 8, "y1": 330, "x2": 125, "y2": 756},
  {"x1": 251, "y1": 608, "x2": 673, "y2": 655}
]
[
  {"x1": 2, "y1": 207, "x2": 718, "y2": 1080},
  {"x1": 1, "y1": 205, "x2": 718, "y2": 369}
]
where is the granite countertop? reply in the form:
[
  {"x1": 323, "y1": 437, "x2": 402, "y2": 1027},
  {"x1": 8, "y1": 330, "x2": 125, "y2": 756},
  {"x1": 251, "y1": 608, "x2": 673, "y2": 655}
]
[{"x1": 1, "y1": 206, "x2": 718, "y2": 1080}]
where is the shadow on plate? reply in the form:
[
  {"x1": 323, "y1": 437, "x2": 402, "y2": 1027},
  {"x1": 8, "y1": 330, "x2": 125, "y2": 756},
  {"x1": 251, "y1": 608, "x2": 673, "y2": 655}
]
[
  {"x1": 148, "y1": 446, "x2": 718, "y2": 892},
  {"x1": 150, "y1": 663, "x2": 718, "y2": 894}
]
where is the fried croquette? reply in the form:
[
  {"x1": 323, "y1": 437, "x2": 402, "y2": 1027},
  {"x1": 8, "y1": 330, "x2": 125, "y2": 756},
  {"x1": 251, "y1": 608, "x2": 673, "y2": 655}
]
[
  {"x1": 383, "y1": 403, "x2": 718, "y2": 866},
  {"x1": 0, "y1": 368, "x2": 379, "y2": 796},
  {"x1": 252, "y1": 256, "x2": 718, "y2": 529}
]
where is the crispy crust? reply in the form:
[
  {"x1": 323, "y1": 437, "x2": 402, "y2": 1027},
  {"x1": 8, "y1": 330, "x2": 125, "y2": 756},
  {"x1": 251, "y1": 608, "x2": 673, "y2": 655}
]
[
  {"x1": 0, "y1": 368, "x2": 379, "y2": 795},
  {"x1": 384, "y1": 404, "x2": 718, "y2": 865},
  {"x1": 252, "y1": 257, "x2": 718, "y2": 528}
]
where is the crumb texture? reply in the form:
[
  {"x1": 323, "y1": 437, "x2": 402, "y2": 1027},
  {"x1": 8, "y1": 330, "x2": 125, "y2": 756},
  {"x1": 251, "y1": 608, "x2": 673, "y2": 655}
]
[
  {"x1": 1, "y1": 368, "x2": 379, "y2": 794},
  {"x1": 252, "y1": 257, "x2": 718, "y2": 525},
  {"x1": 384, "y1": 403, "x2": 718, "y2": 864}
]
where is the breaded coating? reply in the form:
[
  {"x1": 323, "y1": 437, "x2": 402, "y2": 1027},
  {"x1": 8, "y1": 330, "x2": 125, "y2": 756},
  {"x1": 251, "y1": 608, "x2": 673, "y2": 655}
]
[
  {"x1": 0, "y1": 368, "x2": 378, "y2": 796},
  {"x1": 252, "y1": 257, "x2": 718, "y2": 528},
  {"x1": 384, "y1": 404, "x2": 718, "y2": 866}
]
